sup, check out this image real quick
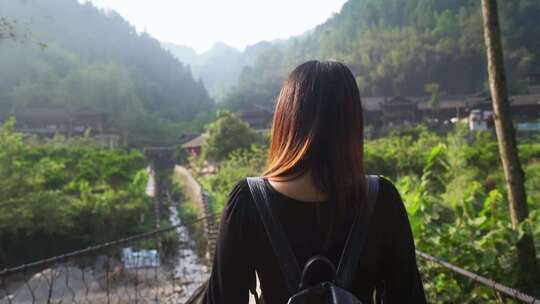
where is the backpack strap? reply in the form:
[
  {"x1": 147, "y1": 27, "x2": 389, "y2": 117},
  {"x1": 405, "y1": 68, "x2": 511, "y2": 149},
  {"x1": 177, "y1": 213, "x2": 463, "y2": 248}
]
[
  {"x1": 335, "y1": 175, "x2": 380, "y2": 289},
  {"x1": 247, "y1": 177, "x2": 302, "y2": 295}
]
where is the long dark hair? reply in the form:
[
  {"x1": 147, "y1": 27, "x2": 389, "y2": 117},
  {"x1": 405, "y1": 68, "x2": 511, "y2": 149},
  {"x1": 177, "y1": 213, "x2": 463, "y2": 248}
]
[{"x1": 263, "y1": 60, "x2": 366, "y2": 214}]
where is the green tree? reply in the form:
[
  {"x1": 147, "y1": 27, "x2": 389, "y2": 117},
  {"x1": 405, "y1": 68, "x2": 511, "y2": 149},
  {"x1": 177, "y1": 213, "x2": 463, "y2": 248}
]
[
  {"x1": 201, "y1": 145, "x2": 268, "y2": 215},
  {"x1": 197, "y1": 122, "x2": 540, "y2": 301},
  {"x1": 481, "y1": 0, "x2": 540, "y2": 293},
  {"x1": 202, "y1": 110, "x2": 258, "y2": 162},
  {"x1": 59, "y1": 63, "x2": 144, "y2": 140},
  {"x1": 0, "y1": 17, "x2": 15, "y2": 40},
  {"x1": 223, "y1": 0, "x2": 540, "y2": 106},
  {"x1": 433, "y1": 10, "x2": 459, "y2": 37},
  {"x1": 0, "y1": 0, "x2": 215, "y2": 143},
  {"x1": 0, "y1": 119, "x2": 153, "y2": 266},
  {"x1": 424, "y1": 83, "x2": 441, "y2": 119}
]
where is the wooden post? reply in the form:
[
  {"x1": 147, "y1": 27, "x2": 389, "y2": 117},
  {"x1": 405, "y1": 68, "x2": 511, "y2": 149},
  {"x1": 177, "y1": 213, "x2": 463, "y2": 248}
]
[{"x1": 481, "y1": 0, "x2": 539, "y2": 293}]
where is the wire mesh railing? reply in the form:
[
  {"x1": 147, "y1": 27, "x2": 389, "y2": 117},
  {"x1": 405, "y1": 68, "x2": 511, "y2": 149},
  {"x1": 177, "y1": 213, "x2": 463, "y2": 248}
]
[
  {"x1": 0, "y1": 217, "x2": 212, "y2": 304},
  {"x1": 2, "y1": 218, "x2": 540, "y2": 303},
  {"x1": 416, "y1": 250, "x2": 540, "y2": 304}
]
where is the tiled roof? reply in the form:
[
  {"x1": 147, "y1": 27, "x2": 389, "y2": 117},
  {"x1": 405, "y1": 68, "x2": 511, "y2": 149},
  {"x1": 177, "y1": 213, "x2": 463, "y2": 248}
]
[{"x1": 181, "y1": 134, "x2": 208, "y2": 149}]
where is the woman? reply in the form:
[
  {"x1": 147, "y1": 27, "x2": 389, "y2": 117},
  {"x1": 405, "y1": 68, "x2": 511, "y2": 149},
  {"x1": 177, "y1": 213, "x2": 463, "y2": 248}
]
[{"x1": 203, "y1": 61, "x2": 426, "y2": 303}]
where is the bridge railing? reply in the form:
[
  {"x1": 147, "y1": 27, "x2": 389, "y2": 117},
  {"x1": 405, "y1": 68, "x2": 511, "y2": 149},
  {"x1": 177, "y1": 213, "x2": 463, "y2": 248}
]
[
  {"x1": 416, "y1": 250, "x2": 540, "y2": 304},
  {"x1": 0, "y1": 217, "x2": 211, "y2": 304},
  {"x1": 2, "y1": 217, "x2": 540, "y2": 304}
]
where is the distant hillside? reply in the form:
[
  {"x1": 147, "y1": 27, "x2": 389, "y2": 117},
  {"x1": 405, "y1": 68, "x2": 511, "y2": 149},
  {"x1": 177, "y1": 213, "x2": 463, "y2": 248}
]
[
  {"x1": 223, "y1": 0, "x2": 540, "y2": 110},
  {"x1": 0, "y1": 0, "x2": 214, "y2": 144},
  {"x1": 163, "y1": 43, "x2": 200, "y2": 65},
  {"x1": 162, "y1": 41, "x2": 275, "y2": 101}
]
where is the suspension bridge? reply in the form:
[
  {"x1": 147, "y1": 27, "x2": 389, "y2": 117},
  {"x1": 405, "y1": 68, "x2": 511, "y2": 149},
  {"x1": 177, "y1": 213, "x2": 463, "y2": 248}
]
[
  {"x1": 1, "y1": 213, "x2": 539, "y2": 303},
  {"x1": 0, "y1": 150, "x2": 539, "y2": 303}
]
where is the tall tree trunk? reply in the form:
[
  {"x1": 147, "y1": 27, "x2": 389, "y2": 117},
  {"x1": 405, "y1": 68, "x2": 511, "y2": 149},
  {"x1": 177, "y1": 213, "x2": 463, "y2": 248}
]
[{"x1": 481, "y1": 0, "x2": 539, "y2": 294}]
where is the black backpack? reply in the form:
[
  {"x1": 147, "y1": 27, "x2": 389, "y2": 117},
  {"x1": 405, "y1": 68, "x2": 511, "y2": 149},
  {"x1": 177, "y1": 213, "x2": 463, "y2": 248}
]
[{"x1": 246, "y1": 175, "x2": 380, "y2": 304}]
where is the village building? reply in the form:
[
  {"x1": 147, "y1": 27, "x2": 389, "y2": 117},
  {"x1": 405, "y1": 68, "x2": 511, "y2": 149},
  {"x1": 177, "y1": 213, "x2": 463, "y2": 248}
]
[
  {"x1": 7, "y1": 106, "x2": 107, "y2": 137},
  {"x1": 416, "y1": 95, "x2": 470, "y2": 122},
  {"x1": 470, "y1": 93, "x2": 540, "y2": 132},
  {"x1": 239, "y1": 104, "x2": 274, "y2": 130},
  {"x1": 362, "y1": 92, "x2": 540, "y2": 131},
  {"x1": 0, "y1": 106, "x2": 123, "y2": 148},
  {"x1": 362, "y1": 97, "x2": 384, "y2": 127},
  {"x1": 379, "y1": 96, "x2": 418, "y2": 126},
  {"x1": 179, "y1": 133, "x2": 219, "y2": 174},
  {"x1": 181, "y1": 133, "x2": 207, "y2": 158}
]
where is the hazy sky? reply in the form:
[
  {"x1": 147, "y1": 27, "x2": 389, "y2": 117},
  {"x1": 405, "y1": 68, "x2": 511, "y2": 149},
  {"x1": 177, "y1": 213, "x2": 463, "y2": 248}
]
[{"x1": 85, "y1": 0, "x2": 347, "y2": 53}]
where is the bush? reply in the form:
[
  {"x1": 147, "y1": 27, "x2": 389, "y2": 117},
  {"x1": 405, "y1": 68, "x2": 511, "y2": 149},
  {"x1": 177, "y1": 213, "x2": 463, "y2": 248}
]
[
  {"x1": 0, "y1": 120, "x2": 153, "y2": 267},
  {"x1": 200, "y1": 144, "x2": 268, "y2": 216},
  {"x1": 196, "y1": 122, "x2": 540, "y2": 301},
  {"x1": 202, "y1": 110, "x2": 259, "y2": 162}
]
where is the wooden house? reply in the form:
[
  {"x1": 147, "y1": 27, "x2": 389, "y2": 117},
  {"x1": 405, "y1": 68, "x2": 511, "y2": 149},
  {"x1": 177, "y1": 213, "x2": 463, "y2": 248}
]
[
  {"x1": 360, "y1": 92, "x2": 540, "y2": 129},
  {"x1": 181, "y1": 134, "x2": 207, "y2": 158},
  {"x1": 379, "y1": 96, "x2": 418, "y2": 126},
  {"x1": 8, "y1": 106, "x2": 107, "y2": 137},
  {"x1": 240, "y1": 104, "x2": 274, "y2": 130}
]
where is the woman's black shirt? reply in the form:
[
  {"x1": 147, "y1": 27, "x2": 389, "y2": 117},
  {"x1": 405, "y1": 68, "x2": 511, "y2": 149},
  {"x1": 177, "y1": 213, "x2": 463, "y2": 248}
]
[{"x1": 203, "y1": 177, "x2": 426, "y2": 304}]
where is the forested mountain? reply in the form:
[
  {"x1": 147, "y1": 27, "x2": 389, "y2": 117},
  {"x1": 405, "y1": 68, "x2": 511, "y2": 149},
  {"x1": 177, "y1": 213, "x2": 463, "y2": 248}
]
[
  {"x1": 162, "y1": 43, "x2": 200, "y2": 66},
  {"x1": 223, "y1": 0, "x2": 540, "y2": 110},
  {"x1": 163, "y1": 40, "x2": 280, "y2": 102},
  {"x1": 0, "y1": 0, "x2": 214, "y2": 144}
]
